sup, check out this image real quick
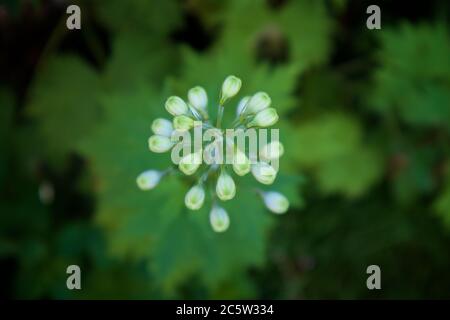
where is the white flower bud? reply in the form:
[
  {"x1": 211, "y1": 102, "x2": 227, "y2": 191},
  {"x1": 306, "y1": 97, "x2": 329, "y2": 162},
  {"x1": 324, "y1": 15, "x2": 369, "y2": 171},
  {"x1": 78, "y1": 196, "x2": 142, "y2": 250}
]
[
  {"x1": 244, "y1": 92, "x2": 271, "y2": 115},
  {"x1": 185, "y1": 184, "x2": 205, "y2": 210},
  {"x1": 261, "y1": 191, "x2": 289, "y2": 214},
  {"x1": 220, "y1": 75, "x2": 241, "y2": 104},
  {"x1": 232, "y1": 148, "x2": 251, "y2": 176},
  {"x1": 136, "y1": 170, "x2": 162, "y2": 190},
  {"x1": 209, "y1": 206, "x2": 230, "y2": 232},
  {"x1": 188, "y1": 86, "x2": 208, "y2": 111},
  {"x1": 179, "y1": 152, "x2": 202, "y2": 175},
  {"x1": 251, "y1": 162, "x2": 277, "y2": 185},
  {"x1": 173, "y1": 115, "x2": 195, "y2": 131},
  {"x1": 151, "y1": 118, "x2": 173, "y2": 137},
  {"x1": 236, "y1": 96, "x2": 251, "y2": 116},
  {"x1": 148, "y1": 135, "x2": 174, "y2": 153},
  {"x1": 259, "y1": 141, "x2": 284, "y2": 161},
  {"x1": 165, "y1": 96, "x2": 188, "y2": 116},
  {"x1": 216, "y1": 170, "x2": 236, "y2": 201},
  {"x1": 247, "y1": 108, "x2": 279, "y2": 128}
]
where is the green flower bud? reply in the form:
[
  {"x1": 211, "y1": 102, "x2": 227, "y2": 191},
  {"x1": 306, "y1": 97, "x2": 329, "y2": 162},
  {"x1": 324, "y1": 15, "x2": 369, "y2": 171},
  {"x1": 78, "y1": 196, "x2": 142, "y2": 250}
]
[
  {"x1": 220, "y1": 75, "x2": 241, "y2": 104},
  {"x1": 165, "y1": 96, "x2": 188, "y2": 116},
  {"x1": 136, "y1": 170, "x2": 162, "y2": 190},
  {"x1": 251, "y1": 162, "x2": 277, "y2": 185},
  {"x1": 173, "y1": 115, "x2": 195, "y2": 131},
  {"x1": 236, "y1": 96, "x2": 251, "y2": 116},
  {"x1": 179, "y1": 152, "x2": 202, "y2": 175},
  {"x1": 232, "y1": 148, "x2": 251, "y2": 176},
  {"x1": 244, "y1": 92, "x2": 271, "y2": 115},
  {"x1": 148, "y1": 135, "x2": 174, "y2": 153},
  {"x1": 261, "y1": 191, "x2": 289, "y2": 214},
  {"x1": 209, "y1": 205, "x2": 230, "y2": 232},
  {"x1": 216, "y1": 170, "x2": 236, "y2": 201},
  {"x1": 151, "y1": 118, "x2": 173, "y2": 137},
  {"x1": 185, "y1": 184, "x2": 205, "y2": 210},
  {"x1": 259, "y1": 141, "x2": 284, "y2": 161},
  {"x1": 188, "y1": 86, "x2": 208, "y2": 111},
  {"x1": 247, "y1": 108, "x2": 279, "y2": 128}
]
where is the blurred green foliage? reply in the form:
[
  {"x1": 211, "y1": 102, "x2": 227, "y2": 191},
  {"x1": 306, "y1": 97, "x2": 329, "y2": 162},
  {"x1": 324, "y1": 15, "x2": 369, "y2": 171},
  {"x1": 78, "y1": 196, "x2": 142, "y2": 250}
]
[{"x1": 1, "y1": 0, "x2": 450, "y2": 299}]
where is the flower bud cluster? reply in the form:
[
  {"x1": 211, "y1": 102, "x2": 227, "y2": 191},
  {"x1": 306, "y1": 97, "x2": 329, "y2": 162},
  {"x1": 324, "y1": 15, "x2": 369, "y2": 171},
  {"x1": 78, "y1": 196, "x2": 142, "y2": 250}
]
[{"x1": 138, "y1": 76, "x2": 289, "y2": 232}]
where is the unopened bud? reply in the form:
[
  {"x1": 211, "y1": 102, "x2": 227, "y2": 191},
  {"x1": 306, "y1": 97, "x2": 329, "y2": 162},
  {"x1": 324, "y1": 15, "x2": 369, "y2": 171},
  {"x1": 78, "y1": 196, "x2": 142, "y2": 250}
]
[
  {"x1": 173, "y1": 115, "x2": 195, "y2": 131},
  {"x1": 233, "y1": 148, "x2": 251, "y2": 176},
  {"x1": 251, "y1": 162, "x2": 277, "y2": 185},
  {"x1": 209, "y1": 205, "x2": 230, "y2": 232},
  {"x1": 216, "y1": 170, "x2": 236, "y2": 201},
  {"x1": 261, "y1": 191, "x2": 289, "y2": 214},
  {"x1": 136, "y1": 170, "x2": 163, "y2": 190},
  {"x1": 260, "y1": 141, "x2": 284, "y2": 160},
  {"x1": 148, "y1": 135, "x2": 174, "y2": 153},
  {"x1": 185, "y1": 184, "x2": 206, "y2": 210},
  {"x1": 165, "y1": 96, "x2": 188, "y2": 116},
  {"x1": 151, "y1": 118, "x2": 173, "y2": 137},
  {"x1": 179, "y1": 152, "x2": 202, "y2": 175},
  {"x1": 220, "y1": 75, "x2": 241, "y2": 104},
  {"x1": 188, "y1": 86, "x2": 208, "y2": 111},
  {"x1": 236, "y1": 96, "x2": 251, "y2": 116},
  {"x1": 244, "y1": 92, "x2": 271, "y2": 115},
  {"x1": 247, "y1": 108, "x2": 279, "y2": 128}
]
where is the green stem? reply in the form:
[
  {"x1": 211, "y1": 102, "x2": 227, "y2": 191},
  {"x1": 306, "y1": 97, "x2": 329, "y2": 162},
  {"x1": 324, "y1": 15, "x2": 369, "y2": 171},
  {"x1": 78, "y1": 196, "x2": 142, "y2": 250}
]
[
  {"x1": 199, "y1": 108, "x2": 209, "y2": 121},
  {"x1": 216, "y1": 105, "x2": 224, "y2": 128},
  {"x1": 200, "y1": 165, "x2": 215, "y2": 183},
  {"x1": 233, "y1": 114, "x2": 253, "y2": 129},
  {"x1": 231, "y1": 117, "x2": 241, "y2": 128}
]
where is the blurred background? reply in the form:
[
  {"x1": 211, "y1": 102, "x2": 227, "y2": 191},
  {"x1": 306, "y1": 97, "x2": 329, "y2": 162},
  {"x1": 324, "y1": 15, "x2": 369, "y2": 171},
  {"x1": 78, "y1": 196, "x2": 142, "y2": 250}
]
[{"x1": 1, "y1": 0, "x2": 450, "y2": 299}]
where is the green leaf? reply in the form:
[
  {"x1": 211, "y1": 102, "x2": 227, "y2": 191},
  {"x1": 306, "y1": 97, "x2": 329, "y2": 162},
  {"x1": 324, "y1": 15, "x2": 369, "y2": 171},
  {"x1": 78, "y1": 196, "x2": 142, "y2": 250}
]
[
  {"x1": 219, "y1": 0, "x2": 332, "y2": 71},
  {"x1": 103, "y1": 32, "x2": 179, "y2": 93},
  {"x1": 26, "y1": 55, "x2": 101, "y2": 162},
  {"x1": 291, "y1": 113, "x2": 362, "y2": 167},
  {"x1": 316, "y1": 146, "x2": 383, "y2": 197},
  {"x1": 25, "y1": 30, "x2": 180, "y2": 162},
  {"x1": 391, "y1": 146, "x2": 438, "y2": 205},
  {"x1": 80, "y1": 75, "x2": 300, "y2": 293},
  {"x1": 95, "y1": 0, "x2": 182, "y2": 35},
  {"x1": 434, "y1": 178, "x2": 450, "y2": 229},
  {"x1": 291, "y1": 113, "x2": 384, "y2": 197},
  {"x1": 370, "y1": 22, "x2": 450, "y2": 128}
]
